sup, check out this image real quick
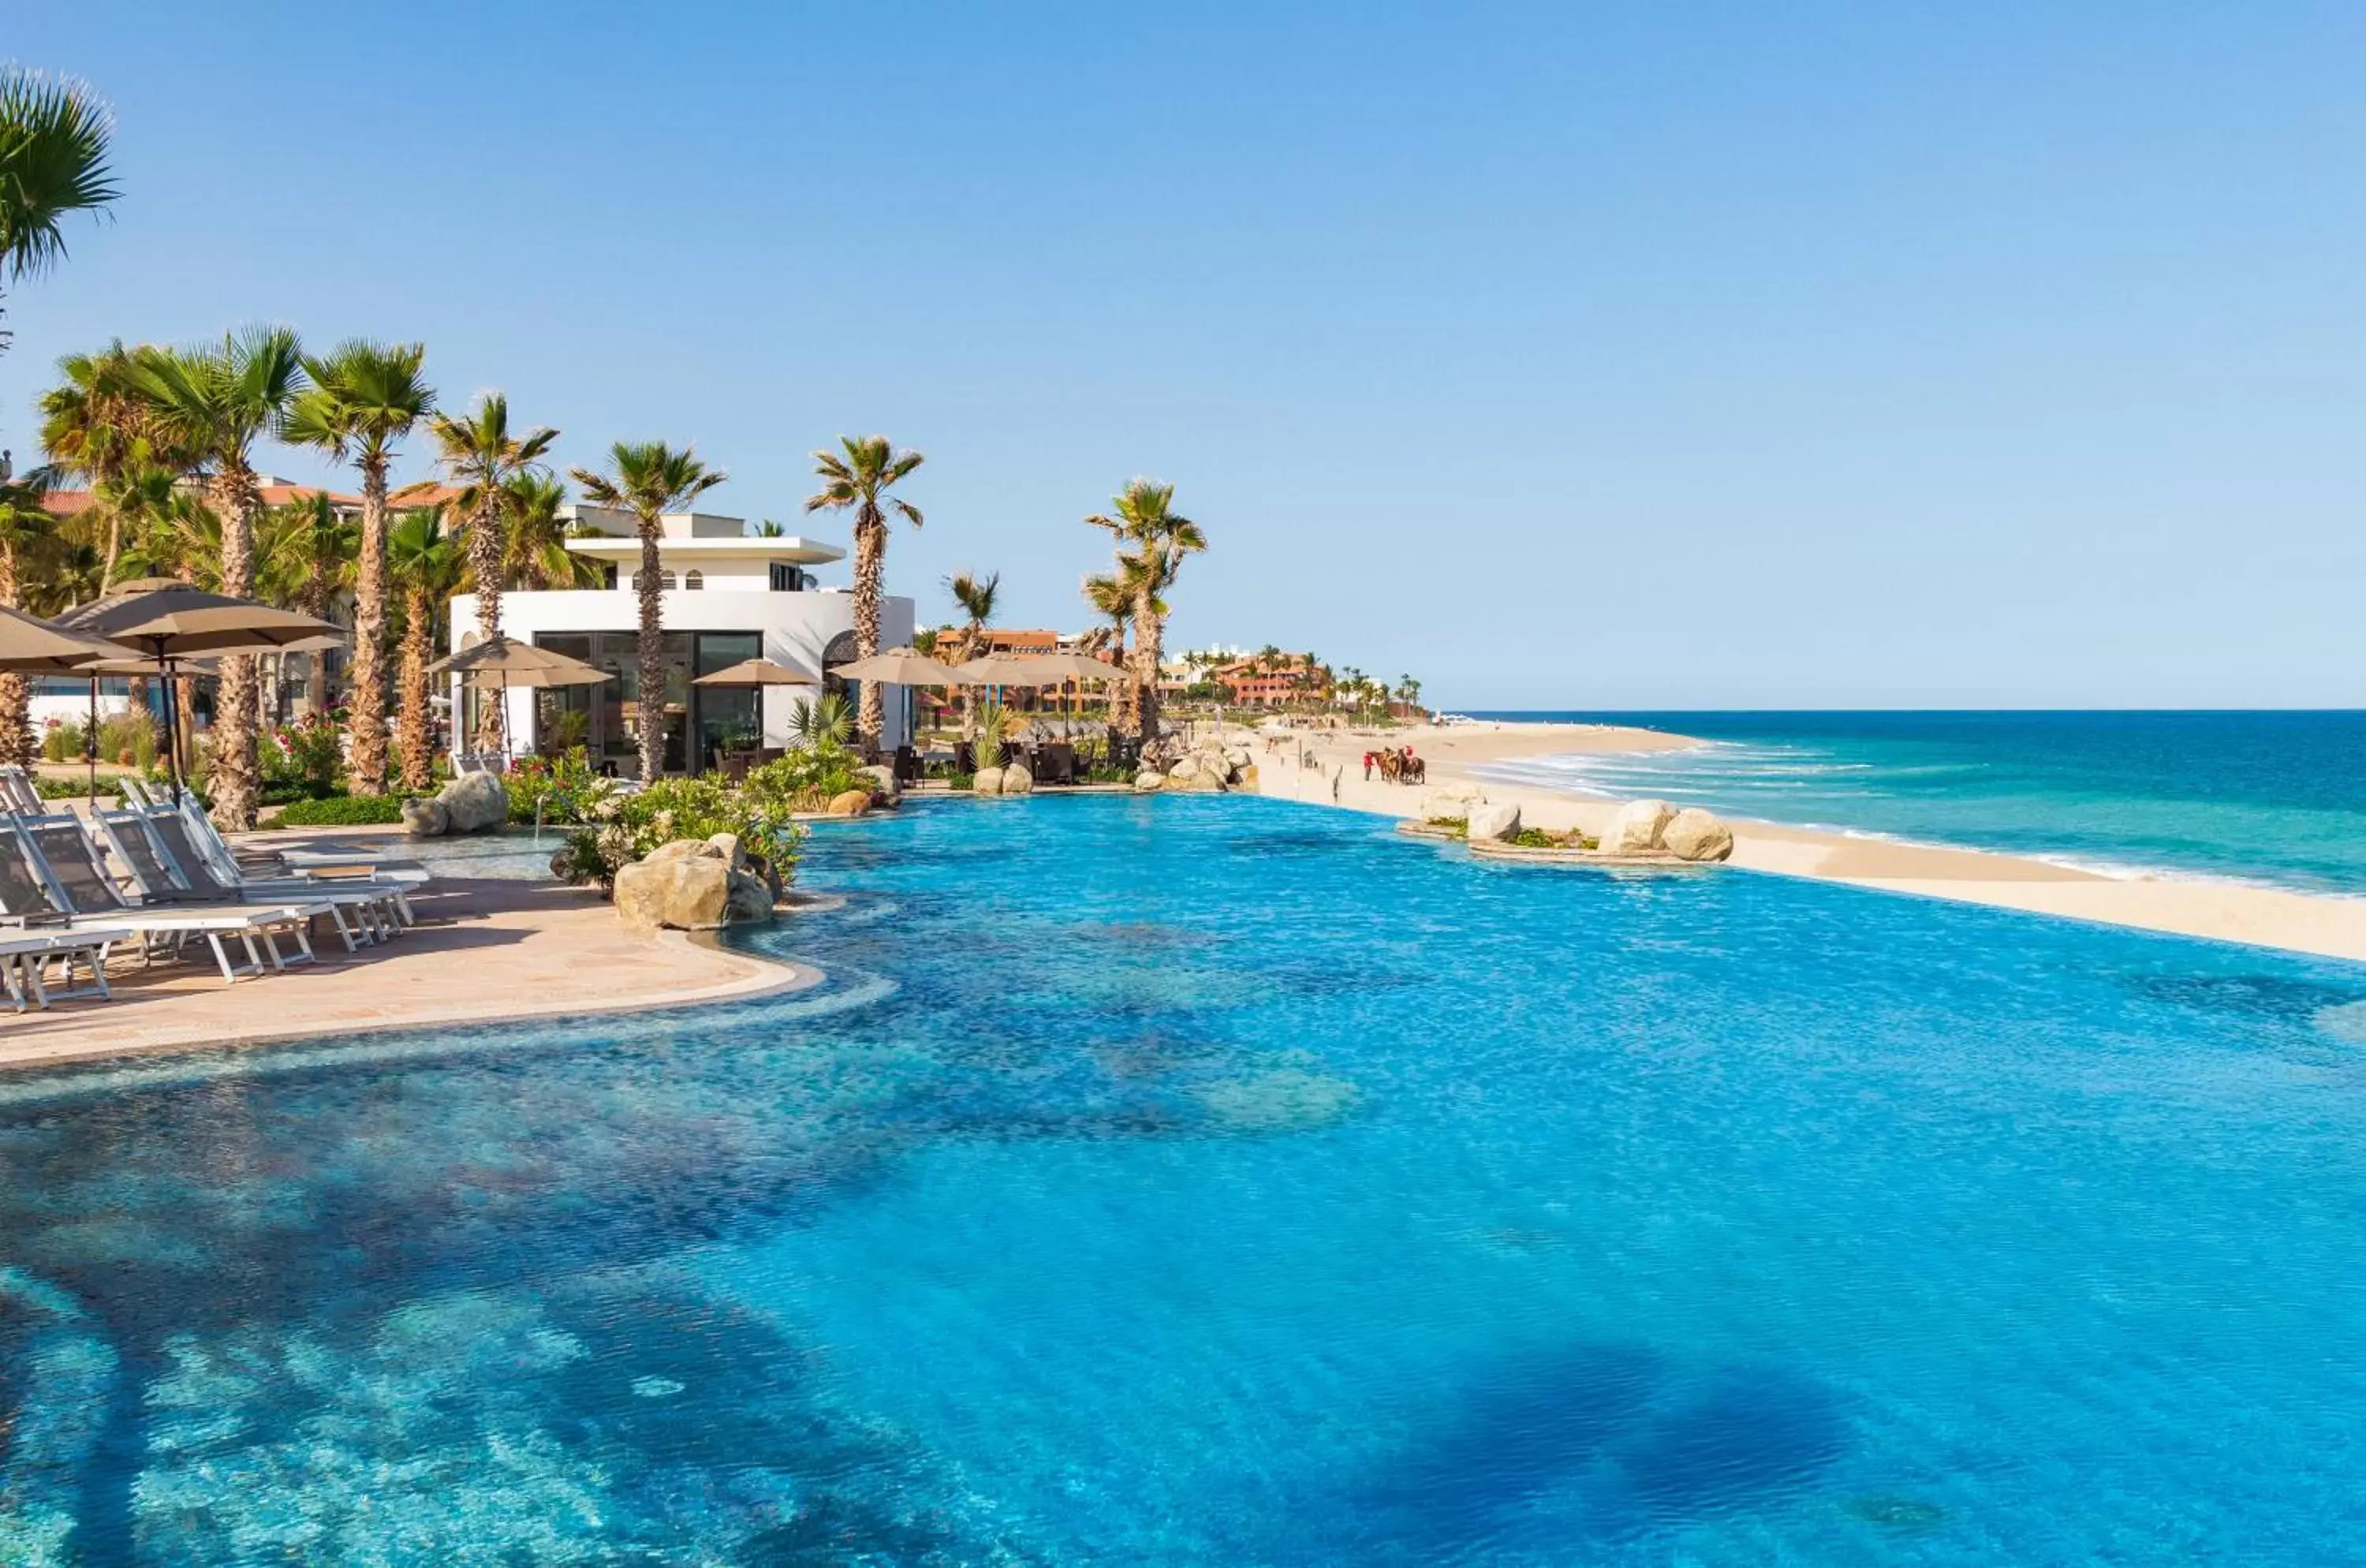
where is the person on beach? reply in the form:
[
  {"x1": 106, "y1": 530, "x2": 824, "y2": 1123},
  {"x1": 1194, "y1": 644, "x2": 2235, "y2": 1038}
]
[{"x1": 1364, "y1": 750, "x2": 1377, "y2": 780}]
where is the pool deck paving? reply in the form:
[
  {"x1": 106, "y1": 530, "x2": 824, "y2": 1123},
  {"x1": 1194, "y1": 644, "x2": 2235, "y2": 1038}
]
[{"x1": 0, "y1": 843, "x2": 815, "y2": 1070}]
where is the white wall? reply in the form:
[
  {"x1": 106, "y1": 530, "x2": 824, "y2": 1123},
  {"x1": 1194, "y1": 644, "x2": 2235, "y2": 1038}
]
[{"x1": 450, "y1": 587, "x2": 916, "y2": 756}]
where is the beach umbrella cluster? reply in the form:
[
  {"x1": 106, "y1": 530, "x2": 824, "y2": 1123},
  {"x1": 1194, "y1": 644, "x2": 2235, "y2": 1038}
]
[{"x1": 43, "y1": 581, "x2": 345, "y2": 803}]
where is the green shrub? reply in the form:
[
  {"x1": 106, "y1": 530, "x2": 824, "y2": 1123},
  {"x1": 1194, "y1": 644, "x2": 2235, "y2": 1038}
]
[
  {"x1": 1508, "y1": 827, "x2": 1560, "y2": 849},
  {"x1": 742, "y1": 741, "x2": 868, "y2": 815},
  {"x1": 946, "y1": 771, "x2": 976, "y2": 792},
  {"x1": 278, "y1": 793, "x2": 406, "y2": 826},
  {"x1": 1425, "y1": 815, "x2": 1468, "y2": 836},
  {"x1": 562, "y1": 774, "x2": 806, "y2": 887},
  {"x1": 31, "y1": 774, "x2": 118, "y2": 801}
]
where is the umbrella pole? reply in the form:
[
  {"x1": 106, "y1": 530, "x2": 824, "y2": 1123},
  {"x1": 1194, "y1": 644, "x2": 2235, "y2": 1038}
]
[
  {"x1": 155, "y1": 645, "x2": 182, "y2": 804},
  {"x1": 86, "y1": 675, "x2": 98, "y2": 811}
]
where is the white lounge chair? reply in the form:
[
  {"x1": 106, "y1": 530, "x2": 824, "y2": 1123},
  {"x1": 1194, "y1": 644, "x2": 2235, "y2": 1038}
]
[
  {"x1": 0, "y1": 928, "x2": 131, "y2": 1011},
  {"x1": 0, "y1": 816, "x2": 324, "y2": 984},
  {"x1": 91, "y1": 809, "x2": 401, "y2": 951}
]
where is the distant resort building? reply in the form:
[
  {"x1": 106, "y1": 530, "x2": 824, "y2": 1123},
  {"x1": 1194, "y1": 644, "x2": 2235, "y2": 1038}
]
[
  {"x1": 455, "y1": 505, "x2": 913, "y2": 777},
  {"x1": 1214, "y1": 655, "x2": 1319, "y2": 707}
]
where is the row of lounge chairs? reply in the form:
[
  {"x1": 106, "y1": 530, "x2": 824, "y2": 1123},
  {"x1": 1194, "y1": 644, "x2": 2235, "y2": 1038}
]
[{"x1": 0, "y1": 766, "x2": 429, "y2": 1010}]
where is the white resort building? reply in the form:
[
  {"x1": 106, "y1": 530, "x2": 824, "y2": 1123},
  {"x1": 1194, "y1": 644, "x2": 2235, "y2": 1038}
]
[{"x1": 450, "y1": 505, "x2": 915, "y2": 777}]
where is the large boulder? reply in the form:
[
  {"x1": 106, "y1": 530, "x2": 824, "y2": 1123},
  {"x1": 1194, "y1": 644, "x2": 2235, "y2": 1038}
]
[
  {"x1": 437, "y1": 770, "x2": 509, "y2": 834},
  {"x1": 707, "y1": 831, "x2": 746, "y2": 869},
  {"x1": 724, "y1": 868, "x2": 777, "y2": 923},
  {"x1": 401, "y1": 797, "x2": 448, "y2": 837},
  {"x1": 971, "y1": 765, "x2": 1006, "y2": 797},
  {"x1": 1662, "y1": 808, "x2": 1735, "y2": 863},
  {"x1": 825, "y1": 789, "x2": 871, "y2": 816},
  {"x1": 1133, "y1": 769, "x2": 1166, "y2": 793},
  {"x1": 614, "y1": 849, "x2": 730, "y2": 931},
  {"x1": 1166, "y1": 766, "x2": 1226, "y2": 793},
  {"x1": 1600, "y1": 798, "x2": 1676, "y2": 855},
  {"x1": 1166, "y1": 752, "x2": 1204, "y2": 782},
  {"x1": 1001, "y1": 762, "x2": 1035, "y2": 796},
  {"x1": 857, "y1": 763, "x2": 901, "y2": 803},
  {"x1": 1467, "y1": 801, "x2": 1522, "y2": 842},
  {"x1": 1421, "y1": 784, "x2": 1486, "y2": 819}
]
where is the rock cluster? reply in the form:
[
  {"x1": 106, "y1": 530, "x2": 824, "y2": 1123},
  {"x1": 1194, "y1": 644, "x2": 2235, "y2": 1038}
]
[
  {"x1": 972, "y1": 762, "x2": 1035, "y2": 797},
  {"x1": 404, "y1": 771, "x2": 509, "y2": 838},
  {"x1": 612, "y1": 834, "x2": 778, "y2": 931},
  {"x1": 1134, "y1": 743, "x2": 1253, "y2": 796},
  {"x1": 1596, "y1": 798, "x2": 1734, "y2": 862}
]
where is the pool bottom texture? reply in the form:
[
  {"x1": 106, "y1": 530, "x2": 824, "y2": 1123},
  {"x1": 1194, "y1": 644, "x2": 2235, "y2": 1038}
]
[{"x1": 3, "y1": 793, "x2": 2364, "y2": 1564}]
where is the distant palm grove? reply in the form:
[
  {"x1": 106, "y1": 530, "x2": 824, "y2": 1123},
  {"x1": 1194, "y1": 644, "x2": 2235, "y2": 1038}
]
[{"x1": 0, "y1": 65, "x2": 1241, "y2": 830}]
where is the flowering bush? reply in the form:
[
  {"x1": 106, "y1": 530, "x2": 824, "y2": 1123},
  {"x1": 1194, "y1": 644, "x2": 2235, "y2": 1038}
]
[
  {"x1": 263, "y1": 714, "x2": 344, "y2": 801},
  {"x1": 562, "y1": 774, "x2": 805, "y2": 888},
  {"x1": 505, "y1": 749, "x2": 606, "y2": 826}
]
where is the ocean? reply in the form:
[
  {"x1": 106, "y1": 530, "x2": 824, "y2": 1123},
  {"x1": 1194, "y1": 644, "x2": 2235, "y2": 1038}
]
[{"x1": 1465, "y1": 711, "x2": 2366, "y2": 895}]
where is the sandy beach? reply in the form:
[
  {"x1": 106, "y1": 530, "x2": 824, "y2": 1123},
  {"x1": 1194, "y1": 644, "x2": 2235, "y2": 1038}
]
[{"x1": 1253, "y1": 719, "x2": 2366, "y2": 965}]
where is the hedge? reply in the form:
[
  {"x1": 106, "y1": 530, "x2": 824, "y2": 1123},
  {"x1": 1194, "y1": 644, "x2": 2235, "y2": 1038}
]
[{"x1": 275, "y1": 794, "x2": 407, "y2": 827}]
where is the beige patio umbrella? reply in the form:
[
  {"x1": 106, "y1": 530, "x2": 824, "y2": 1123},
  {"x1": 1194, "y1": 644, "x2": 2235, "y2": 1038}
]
[
  {"x1": 830, "y1": 646, "x2": 955, "y2": 685},
  {"x1": 956, "y1": 651, "x2": 1127, "y2": 736},
  {"x1": 0, "y1": 607, "x2": 147, "y2": 808},
  {"x1": 56, "y1": 580, "x2": 345, "y2": 801},
  {"x1": 427, "y1": 637, "x2": 613, "y2": 759},
  {"x1": 692, "y1": 657, "x2": 816, "y2": 688}
]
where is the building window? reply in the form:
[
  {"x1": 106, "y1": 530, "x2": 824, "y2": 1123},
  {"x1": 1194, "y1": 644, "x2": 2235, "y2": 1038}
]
[
  {"x1": 632, "y1": 569, "x2": 680, "y2": 592},
  {"x1": 683, "y1": 570, "x2": 703, "y2": 591},
  {"x1": 770, "y1": 563, "x2": 803, "y2": 592},
  {"x1": 601, "y1": 564, "x2": 618, "y2": 588}
]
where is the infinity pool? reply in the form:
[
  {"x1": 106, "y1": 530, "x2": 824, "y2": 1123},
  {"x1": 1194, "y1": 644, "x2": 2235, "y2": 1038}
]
[{"x1": 5, "y1": 795, "x2": 2365, "y2": 1563}]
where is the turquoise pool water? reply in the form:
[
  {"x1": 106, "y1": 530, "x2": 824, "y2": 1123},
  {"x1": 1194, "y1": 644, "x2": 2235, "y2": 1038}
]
[{"x1": 6, "y1": 795, "x2": 2366, "y2": 1562}]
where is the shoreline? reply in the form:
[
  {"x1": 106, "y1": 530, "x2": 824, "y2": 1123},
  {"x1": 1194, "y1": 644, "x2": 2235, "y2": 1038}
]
[{"x1": 1254, "y1": 719, "x2": 2366, "y2": 965}]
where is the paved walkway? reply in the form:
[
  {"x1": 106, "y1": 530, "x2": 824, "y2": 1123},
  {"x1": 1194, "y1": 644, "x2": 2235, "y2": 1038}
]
[{"x1": 0, "y1": 874, "x2": 813, "y2": 1071}]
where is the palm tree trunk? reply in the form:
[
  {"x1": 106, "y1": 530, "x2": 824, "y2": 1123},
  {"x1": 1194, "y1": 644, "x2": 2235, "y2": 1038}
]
[
  {"x1": 1133, "y1": 599, "x2": 1163, "y2": 742},
  {"x1": 852, "y1": 514, "x2": 885, "y2": 751},
  {"x1": 0, "y1": 547, "x2": 28, "y2": 767},
  {"x1": 399, "y1": 587, "x2": 431, "y2": 791},
  {"x1": 468, "y1": 495, "x2": 506, "y2": 753},
  {"x1": 636, "y1": 517, "x2": 666, "y2": 780},
  {"x1": 349, "y1": 458, "x2": 391, "y2": 793},
  {"x1": 211, "y1": 479, "x2": 262, "y2": 830},
  {"x1": 100, "y1": 511, "x2": 121, "y2": 592}
]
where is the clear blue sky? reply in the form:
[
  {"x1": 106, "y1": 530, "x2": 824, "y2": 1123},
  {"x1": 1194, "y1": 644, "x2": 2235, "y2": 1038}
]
[{"x1": 8, "y1": 4, "x2": 2363, "y2": 709}]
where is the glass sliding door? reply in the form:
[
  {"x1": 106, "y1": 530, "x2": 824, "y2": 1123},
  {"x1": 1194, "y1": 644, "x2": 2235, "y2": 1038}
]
[{"x1": 692, "y1": 633, "x2": 762, "y2": 773}]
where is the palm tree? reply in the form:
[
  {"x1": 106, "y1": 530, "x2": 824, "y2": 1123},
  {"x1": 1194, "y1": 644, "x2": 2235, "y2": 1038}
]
[
  {"x1": 569, "y1": 442, "x2": 726, "y2": 779},
  {"x1": 804, "y1": 435, "x2": 924, "y2": 750},
  {"x1": 39, "y1": 342, "x2": 166, "y2": 586},
  {"x1": 388, "y1": 507, "x2": 461, "y2": 791},
  {"x1": 0, "y1": 71, "x2": 118, "y2": 356},
  {"x1": 0, "y1": 472, "x2": 57, "y2": 763},
  {"x1": 946, "y1": 569, "x2": 999, "y2": 738},
  {"x1": 125, "y1": 327, "x2": 308, "y2": 828},
  {"x1": 285, "y1": 341, "x2": 433, "y2": 794},
  {"x1": 258, "y1": 491, "x2": 357, "y2": 715},
  {"x1": 503, "y1": 472, "x2": 600, "y2": 589},
  {"x1": 1081, "y1": 561, "x2": 1148, "y2": 736},
  {"x1": 428, "y1": 394, "x2": 557, "y2": 754},
  {"x1": 1085, "y1": 480, "x2": 1205, "y2": 742}
]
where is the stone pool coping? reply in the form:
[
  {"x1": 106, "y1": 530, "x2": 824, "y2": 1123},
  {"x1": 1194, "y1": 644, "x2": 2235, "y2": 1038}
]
[{"x1": 0, "y1": 868, "x2": 823, "y2": 1073}]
